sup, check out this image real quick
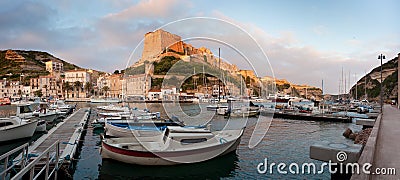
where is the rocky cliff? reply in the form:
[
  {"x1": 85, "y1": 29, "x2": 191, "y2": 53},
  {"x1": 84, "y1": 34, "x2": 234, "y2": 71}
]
[{"x1": 350, "y1": 53, "x2": 399, "y2": 101}]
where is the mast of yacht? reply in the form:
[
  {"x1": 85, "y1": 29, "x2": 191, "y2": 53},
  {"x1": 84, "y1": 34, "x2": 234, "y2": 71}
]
[
  {"x1": 203, "y1": 65, "x2": 207, "y2": 96},
  {"x1": 218, "y1": 48, "x2": 221, "y2": 102},
  {"x1": 240, "y1": 75, "x2": 243, "y2": 97},
  {"x1": 355, "y1": 73, "x2": 358, "y2": 100},
  {"x1": 364, "y1": 70, "x2": 367, "y2": 100}
]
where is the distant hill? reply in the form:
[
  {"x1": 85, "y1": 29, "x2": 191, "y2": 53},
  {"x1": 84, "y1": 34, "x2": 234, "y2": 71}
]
[
  {"x1": 0, "y1": 49, "x2": 81, "y2": 85},
  {"x1": 350, "y1": 53, "x2": 398, "y2": 101}
]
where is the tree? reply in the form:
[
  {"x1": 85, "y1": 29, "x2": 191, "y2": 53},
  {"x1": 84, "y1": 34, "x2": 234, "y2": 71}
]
[
  {"x1": 34, "y1": 90, "x2": 43, "y2": 97},
  {"x1": 62, "y1": 82, "x2": 71, "y2": 98},
  {"x1": 74, "y1": 81, "x2": 82, "y2": 98},
  {"x1": 102, "y1": 86, "x2": 110, "y2": 97},
  {"x1": 113, "y1": 70, "x2": 120, "y2": 74},
  {"x1": 84, "y1": 82, "x2": 93, "y2": 97},
  {"x1": 17, "y1": 89, "x2": 22, "y2": 97},
  {"x1": 43, "y1": 85, "x2": 48, "y2": 97}
]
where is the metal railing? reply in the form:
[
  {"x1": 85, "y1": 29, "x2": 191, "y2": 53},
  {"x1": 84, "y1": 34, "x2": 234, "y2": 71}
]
[
  {"x1": 0, "y1": 143, "x2": 29, "y2": 179},
  {"x1": 11, "y1": 140, "x2": 60, "y2": 180}
]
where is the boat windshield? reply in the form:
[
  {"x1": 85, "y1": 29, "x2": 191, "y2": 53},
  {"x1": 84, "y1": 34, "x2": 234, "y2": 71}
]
[{"x1": 163, "y1": 128, "x2": 170, "y2": 143}]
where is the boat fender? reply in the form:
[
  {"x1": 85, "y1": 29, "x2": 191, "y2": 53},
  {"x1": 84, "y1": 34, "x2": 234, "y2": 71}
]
[
  {"x1": 219, "y1": 138, "x2": 228, "y2": 144},
  {"x1": 27, "y1": 153, "x2": 39, "y2": 159},
  {"x1": 62, "y1": 141, "x2": 76, "y2": 145}
]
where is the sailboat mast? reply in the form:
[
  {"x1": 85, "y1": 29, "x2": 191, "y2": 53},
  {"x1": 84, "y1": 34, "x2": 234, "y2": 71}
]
[
  {"x1": 218, "y1": 48, "x2": 221, "y2": 102},
  {"x1": 355, "y1": 73, "x2": 358, "y2": 100},
  {"x1": 364, "y1": 70, "x2": 367, "y2": 100}
]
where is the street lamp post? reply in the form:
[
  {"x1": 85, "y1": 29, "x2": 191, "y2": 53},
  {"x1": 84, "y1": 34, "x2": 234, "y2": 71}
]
[{"x1": 378, "y1": 54, "x2": 385, "y2": 112}]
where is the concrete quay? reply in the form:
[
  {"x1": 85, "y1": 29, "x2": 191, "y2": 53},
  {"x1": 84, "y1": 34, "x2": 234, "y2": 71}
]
[{"x1": 352, "y1": 105, "x2": 400, "y2": 180}]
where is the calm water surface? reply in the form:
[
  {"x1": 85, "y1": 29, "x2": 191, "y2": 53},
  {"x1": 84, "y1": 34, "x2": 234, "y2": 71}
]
[{"x1": 0, "y1": 103, "x2": 361, "y2": 179}]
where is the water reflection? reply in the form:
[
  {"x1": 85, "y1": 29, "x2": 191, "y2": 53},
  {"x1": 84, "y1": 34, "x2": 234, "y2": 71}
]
[{"x1": 99, "y1": 152, "x2": 239, "y2": 179}]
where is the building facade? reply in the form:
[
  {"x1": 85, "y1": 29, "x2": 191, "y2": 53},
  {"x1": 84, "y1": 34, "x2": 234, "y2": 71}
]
[
  {"x1": 64, "y1": 69, "x2": 91, "y2": 98},
  {"x1": 45, "y1": 60, "x2": 63, "y2": 77},
  {"x1": 124, "y1": 74, "x2": 151, "y2": 97}
]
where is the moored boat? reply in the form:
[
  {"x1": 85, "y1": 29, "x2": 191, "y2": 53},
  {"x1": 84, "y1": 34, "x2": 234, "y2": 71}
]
[
  {"x1": 206, "y1": 104, "x2": 228, "y2": 111},
  {"x1": 104, "y1": 119, "x2": 184, "y2": 137},
  {"x1": 97, "y1": 104, "x2": 129, "y2": 112},
  {"x1": 91, "y1": 98, "x2": 121, "y2": 103},
  {"x1": 0, "y1": 117, "x2": 38, "y2": 142},
  {"x1": 0, "y1": 97, "x2": 11, "y2": 106},
  {"x1": 33, "y1": 102, "x2": 58, "y2": 122},
  {"x1": 100, "y1": 126, "x2": 244, "y2": 165}
]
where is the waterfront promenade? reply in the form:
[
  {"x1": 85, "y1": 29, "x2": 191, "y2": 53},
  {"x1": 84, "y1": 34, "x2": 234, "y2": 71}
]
[
  {"x1": 352, "y1": 104, "x2": 400, "y2": 179},
  {"x1": 372, "y1": 105, "x2": 400, "y2": 179}
]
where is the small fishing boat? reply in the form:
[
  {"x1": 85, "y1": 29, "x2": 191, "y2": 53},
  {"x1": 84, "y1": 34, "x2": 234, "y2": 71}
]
[
  {"x1": 104, "y1": 119, "x2": 184, "y2": 137},
  {"x1": 228, "y1": 107, "x2": 259, "y2": 117},
  {"x1": 0, "y1": 117, "x2": 38, "y2": 142},
  {"x1": 101, "y1": 126, "x2": 244, "y2": 165}
]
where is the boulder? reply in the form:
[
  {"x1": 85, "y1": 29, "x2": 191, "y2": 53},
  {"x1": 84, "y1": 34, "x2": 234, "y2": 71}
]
[{"x1": 343, "y1": 128, "x2": 352, "y2": 138}]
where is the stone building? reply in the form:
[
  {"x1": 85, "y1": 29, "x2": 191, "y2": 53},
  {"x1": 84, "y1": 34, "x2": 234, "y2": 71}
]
[
  {"x1": 39, "y1": 76, "x2": 62, "y2": 98},
  {"x1": 45, "y1": 60, "x2": 63, "y2": 77},
  {"x1": 124, "y1": 74, "x2": 151, "y2": 97},
  {"x1": 0, "y1": 80, "x2": 25, "y2": 98},
  {"x1": 142, "y1": 29, "x2": 182, "y2": 61},
  {"x1": 64, "y1": 69, "x2": 91, "y2": 98},
  {"x1": 108, "y1": 74, "x2": 123, "y2": 98}
]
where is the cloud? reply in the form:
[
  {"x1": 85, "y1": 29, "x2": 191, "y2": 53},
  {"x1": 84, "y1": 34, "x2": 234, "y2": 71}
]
[
  {"x1": 0, "y1": 1, "x2": 398, "y2": 94},
  {"x1": 104, "y1": 0, "x2": 189, "y2": 21},
  {"x1": 312, "y1": 25, "x2": 329, "y2": 36}
]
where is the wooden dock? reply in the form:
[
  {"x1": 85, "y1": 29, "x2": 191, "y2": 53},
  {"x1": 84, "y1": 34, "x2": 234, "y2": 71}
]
[
  {"x1": 16, "y1": 107, "x2": 90, "y2": 162},
  {"x1": 272, "y1": 111, "x2": 352, "y2": 122}
]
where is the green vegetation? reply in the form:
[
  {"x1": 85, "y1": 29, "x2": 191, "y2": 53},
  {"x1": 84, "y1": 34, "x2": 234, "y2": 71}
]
[
  {"x1": 153, "y1": 56, "x2": 180, "y2": 75},
  {"x1": 351, "y1": 55, "x2": 398, "y2": 100},
  {"x1": 276, "y1": 83, "x2": 291, "y2": 91},
  {"x1": 151, "y1": 78, "x2": 164, "y2": 89},
  {"x1": 125, "y1": 64, "x2": 145, "y2": 75},
  {"x1": 0, "y1": 50, "x2": 80, "y2": 81}
]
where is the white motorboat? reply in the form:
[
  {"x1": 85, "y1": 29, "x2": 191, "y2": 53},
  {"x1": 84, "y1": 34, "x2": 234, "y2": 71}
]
[
  {"x1": 101, "y1": 126, "x2": 244, "y2": 165},
  {"x1": 206, "y1": 104, "x2": 228, "y2": 111},
  {"x1": 216, "y1": 107, "x2": 228, "y2": 115},
  {"x1": 0, "y1": 117, "x2": 38, "y2": 142},
  {"x1": 49, "y1": 100, "x2": 73, "y2": 115},
  {"x1": 91, "y1": 98, "x2": 121, "y2": 103},
  {"x1": 97, "y1": 104, "x2": 129, "y2": 112},
  {"x1": 33, "y1": 102, "x2": 58, "y2": 122}
]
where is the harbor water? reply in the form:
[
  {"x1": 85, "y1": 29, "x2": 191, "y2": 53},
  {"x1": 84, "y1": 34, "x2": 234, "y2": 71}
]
[{"x1": 0, "y1": 103, "x2": 361, "y2": 179}]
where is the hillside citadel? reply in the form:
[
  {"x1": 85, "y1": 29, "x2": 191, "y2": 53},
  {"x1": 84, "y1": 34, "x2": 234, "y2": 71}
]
[{"x1": 0, "y1": 30, "x2": 325, "y2": 101}]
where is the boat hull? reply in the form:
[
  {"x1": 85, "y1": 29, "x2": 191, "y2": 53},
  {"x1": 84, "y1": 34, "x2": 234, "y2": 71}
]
[
  {"x1": 91, "y1": 99, "x2": 121, "y2": 103},
  {"x1": 39, "y1": 112, "x2": 58, "y2": 122},
  {"x1": 101, "y1": 135, "x2": 242, "y2": 165},
  {"x1": 104, "y1": 121, "x2": 180, "y2": 138},
  {"x1": 0, "y1": 120, "x2": 38, "y2": 142}
]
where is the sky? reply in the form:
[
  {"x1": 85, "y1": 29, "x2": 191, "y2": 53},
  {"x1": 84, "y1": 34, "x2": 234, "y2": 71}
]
[{"x1": 0, "y1": 0, "x2": 399, "y2": 94}]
